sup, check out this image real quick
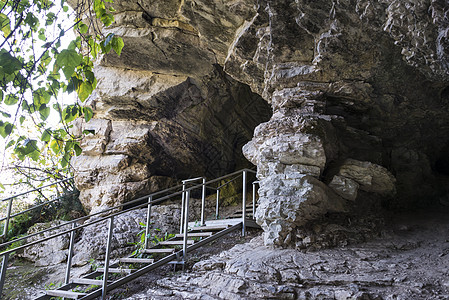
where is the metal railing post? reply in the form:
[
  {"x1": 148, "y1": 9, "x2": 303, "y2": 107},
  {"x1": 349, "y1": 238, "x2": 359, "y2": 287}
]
[
  {"x1": 182, "y1": 190, "x2": 190, "y2": 262},
  {"x1": 252, "y1": 181, "x2": 258, "y2": 219},
  {"x1": 0, "y1": 253, "x2": 9, "y2": 297},
  {"x1": 180, "y1": 182, "x2": 186, "y2": 234},
  {"x1": 2, "y1": 199, "x2": 13, "y2": 240},
  {"x1": 102, "y1": 216, "x2": 114, "y2": 299},
  {"x1": 242, "y1": 170, "x2": 247, "y2": 237},
  {"x1": 144, "y1": 196, "x2": 152, "y2": 249},
  {"x1": 64, "y1": 223, "x2": 76, "y2": 285},
  {"x1": 215, "y1": 189, "x2": 220, "y2": 219},
  {"x1": 201, "y1": 178, "x2": 206, "y2": 226}
]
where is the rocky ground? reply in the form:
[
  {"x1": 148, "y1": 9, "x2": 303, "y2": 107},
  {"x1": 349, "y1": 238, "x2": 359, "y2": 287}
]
[
  {"x1": 116, "y1": 205, "x2": 449, "y2": 300},
  {"x1": 3, "y1": 205, "x2": 449, "y2": 299}
]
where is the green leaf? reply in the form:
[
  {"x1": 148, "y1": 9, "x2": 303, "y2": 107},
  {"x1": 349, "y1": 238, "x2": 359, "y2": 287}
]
[
  {"x1": 19, "y1": 116, "x2": 25, "y2": 124},
  {"x1": 4, "y1": 94, "x2": 18, "y2": 105},
  {"x1": 0, "y1": 90, "x2": 3, "y2": 103},
  {"x1": 45, "y1": 12, "x2": 56, "y2": 25},
  {"x1": 78, "y1": 81, "x2": 93, "y2": 102},
  {"x1": 56, "y1": 49, "x2": 83, "y2": 80},
  {"x1": 61, "y1": 151, "x2": 71, "y2": 168},
  {"x1": 0, "y1": 182, "x2": 4, "y2": 190},
  {"x1": 39, "y1": 104, "x2": 50, "y2": 120},
  {"x1": 38, "y1": 28, "x2": 46, "y2": 41},
  {"x1": 50, "y1": 139, "x2": 61, "y2": 154},
  {"x1": 63, "y1": 5, "x2": 69, "y2": 12},
  {"x1": 6, "y1": 140, "x2": 15, "y2": 149},
  {"x1": 0, "y1": 49, "x2": 22, "y2": 74},
  {"x1": 0, "y1": 110, "x2": 10, "y2": 118},
  {"x1": 111, "y1": 36, "x2": 124, "y2": 56},
  {"x1": 104, "y1": 33, "x2": 115, "y2": 46},
  {"x1": 0, "y1": 121, "x2": 13, "y2": 138},
  {"x1": 14, "y1": 139, "x2": 40, "y2": 161},
  {"x1": 24, "y1": 12, "x2": 39, "y2": 30},
  {"x1": 74, "y1": 143, "x2": 82, "y2": 156},
  {"x1": 41, "y1": 129, "x2": 51, "y2": 142},
  {"x1": 83, "y1": 107, "x2": 93, "y2": 122},
  {"x1": 0, "y1": 13, "x2": 11, "y2": 37},
  {"x1": 79, "y1": 23, "x2": 88, "y2": 34}
]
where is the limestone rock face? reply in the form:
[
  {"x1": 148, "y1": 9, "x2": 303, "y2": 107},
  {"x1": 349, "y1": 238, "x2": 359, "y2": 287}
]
[
  {"x1": 19, "y1": 221, "x2": 71, "y2": 267},
  {"x1": 73, "y1": 0, "x2": 449, "y2": 247},
  {"x1": 73, "y1": 65, "x2": 271, "y2": 212}
]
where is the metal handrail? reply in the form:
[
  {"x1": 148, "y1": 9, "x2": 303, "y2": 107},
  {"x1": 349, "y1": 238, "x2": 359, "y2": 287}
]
[
  {"x1": 0, "y1": 168, "x2": 256, "y2": 253},
  {"x1": 1, "y1": 177, "x2": 74, "y2": 202},
  {"x1": 0, "y1": 168, "x2": 258, "y2": 299},
  {"x1": 0, "y1": 191, "x2": 78, "y2": 223},
  {"x1": 0, "y1": 177, "x2": 76, "y2": 241}
]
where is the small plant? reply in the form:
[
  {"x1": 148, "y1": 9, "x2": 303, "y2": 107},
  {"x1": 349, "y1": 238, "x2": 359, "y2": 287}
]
[
  {"x1": 130, "y1": 223, "x2": 175, "y2": 257},
  {"x1": 88, "y1": 258, "x2": 99, "y2": 272}
]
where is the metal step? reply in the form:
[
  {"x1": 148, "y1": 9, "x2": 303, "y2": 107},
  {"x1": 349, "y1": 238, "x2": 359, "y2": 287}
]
[
  {"x1": 159, "y1": 240, "x2": 194, "y2": 245},
  {"x1": 119, "y1": 257, "x2": 155, "y2": 264},
  {"x1": 71, "y1": 278, "x2": 104, "y2": 285},
  {"x1": 175, "y1": 232, "x2": 213, "y2": 238},
  {"x1": 46, "y1": 290, "x2": 86, "y2": 299},
  {"x1": 142, "y1": 248, "x2": 176, "y2": 254},
  {"x1": 191, "y1": 225, "x2": 230, "y2": 231},
  {"x1": 97, "y1": 267, "x2": 134, "y2": 274}
]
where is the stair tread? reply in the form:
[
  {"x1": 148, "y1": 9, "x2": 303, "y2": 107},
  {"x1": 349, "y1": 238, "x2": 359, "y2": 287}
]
[
  {"x1": 71, "y1": 278, "x2": 103, "y2": 285},
  {"x1": 46, "y1": 290, "x2": 86, "y2": 298},
  {"x1": 191, "y1": 225, "x2": 230, "y2": 231},
  {"x1": 175, "y1": 232, "x2": 213, "y2": 238},
  {"x1": 97, "y1": 267, "x2": 134, "y2": 274},
  {"x1": 159, "y1": 240, "x2": 194, "y2": 245},
  {"x1": 119, "y1": 257, "x2": 155, "y2": 264},
  {"x1": 142, "y1": 248, "x2": 176, "y2": 253}
]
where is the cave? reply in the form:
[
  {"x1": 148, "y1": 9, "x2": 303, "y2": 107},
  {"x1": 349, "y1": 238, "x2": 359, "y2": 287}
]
[
  {"x1": 69, "y1": 0, "x2": 449, "y2": 248},
  {"x1": 435, "y1": 142, "x2": 449, "y2": 176}
]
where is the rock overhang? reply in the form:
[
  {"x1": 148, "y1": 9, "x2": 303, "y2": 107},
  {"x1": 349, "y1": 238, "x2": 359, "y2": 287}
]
[{"x1": 72, "y1": 0, "x2": 449, "y2": 247}]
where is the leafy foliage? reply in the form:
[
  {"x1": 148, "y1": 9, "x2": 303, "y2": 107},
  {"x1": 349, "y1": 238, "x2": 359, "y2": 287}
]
[{"x1": 0, "y1": 0, "x2": 124, "y2": 189}]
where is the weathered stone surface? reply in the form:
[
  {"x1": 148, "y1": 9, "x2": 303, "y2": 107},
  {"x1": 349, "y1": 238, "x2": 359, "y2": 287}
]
[
  {"x1": 256, "y1": 174, "x2": 347, "y2": 246},
  {"x1": 127, "y1": 209, "x2": 449, "y2": 299},
  {"x1": 329, "y1": 175, "x2": 359, "y2": 201},
  {"x1": 338, "y1": 159, "x2": 396, "y2": 197},
  {"x1": 72, "y1": 205, "x2": 181, "y2": 266},
  {"x1": 73, "y1": 0, "x2": 449, "y2": 248},
  {"x1": 73, "y1": 66, "x2": 271, "y2": 212},
  {"x1": 19, "y1": 221, "x2": 71, "y2": 267}
]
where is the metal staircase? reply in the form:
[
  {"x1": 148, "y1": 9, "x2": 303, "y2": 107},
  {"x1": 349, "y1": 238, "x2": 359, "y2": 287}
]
[{"x1": 0, "y1": 169, "x2": 260, "y2": 299}]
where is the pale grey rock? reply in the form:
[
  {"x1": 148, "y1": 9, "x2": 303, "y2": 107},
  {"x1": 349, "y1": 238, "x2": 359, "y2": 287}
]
[
  {"x1": 130, "y1": 211, "x2": 449, "y2": 299},
  {"x1": 329, "y1": 175, "x2": 360, "y2": 201},
  {"x1": 339, "y1": 159, "x2": 396, "y2": 197},
  {"x1": 72, "y1": 205, "x2": 180, "y2": 266},
  {"x1": 72, "y1": 209, "x2": 147, "y2": 266},
  {"x1": 72, "y1": 0, "x2": 449, "y2": 249},
  {"x1": 19, "y1": 221, "x2": 71, "y2": 267},
  {"x1": 256, "y1": 174, "x2": 346, "y2": 246}
]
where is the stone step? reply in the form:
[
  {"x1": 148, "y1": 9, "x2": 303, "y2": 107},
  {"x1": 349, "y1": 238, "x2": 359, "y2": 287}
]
[
  {"x1": 71, "y1": 278, "x2": 104, "y2": 285},
  {"x1": 119, "y1": 257, "x2": 155, "y2": 264},
  {"x1": 175, "y1": 232, "x2": 213, "y2": 238},
  {"x1": 159, "y1": 240, "x2": 194, "y2": 245},
  {"x1": 46, "y1": 290, "x2": 86, "y2": 299},
  {"x1": 97, "y1": 267, "x2": 134, "y2": 274},
  {"x1": 142, "y1": 248, "x2": 176, "y2": 254}
]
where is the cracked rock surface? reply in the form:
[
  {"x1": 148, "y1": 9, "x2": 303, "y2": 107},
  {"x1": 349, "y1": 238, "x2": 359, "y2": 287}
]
[
  {"x1": 73, "y1": 0, "x2": 449, "y2": 247},
  {"x1": 124, "y1": 207, "x2": 449, "y2": 299}
]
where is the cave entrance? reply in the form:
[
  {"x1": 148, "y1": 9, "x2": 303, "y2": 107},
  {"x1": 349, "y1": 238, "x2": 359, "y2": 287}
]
[{"x1": 435, "y1": 141, "x2": 449, "y2": 176}]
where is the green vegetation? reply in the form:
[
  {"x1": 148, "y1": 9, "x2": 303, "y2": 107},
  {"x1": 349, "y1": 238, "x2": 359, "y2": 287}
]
[
  {"x1": 0, "y1": 0, "x2": 124, "y2": 194},
  {"x1": 130, "y1": 223, "x2": 176, "y2": 257}
]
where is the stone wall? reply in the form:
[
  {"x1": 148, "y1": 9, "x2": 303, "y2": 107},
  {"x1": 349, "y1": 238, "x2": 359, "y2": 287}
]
[{"x1": 73, "y1": 0, "x2": 449, "y2": 246}]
